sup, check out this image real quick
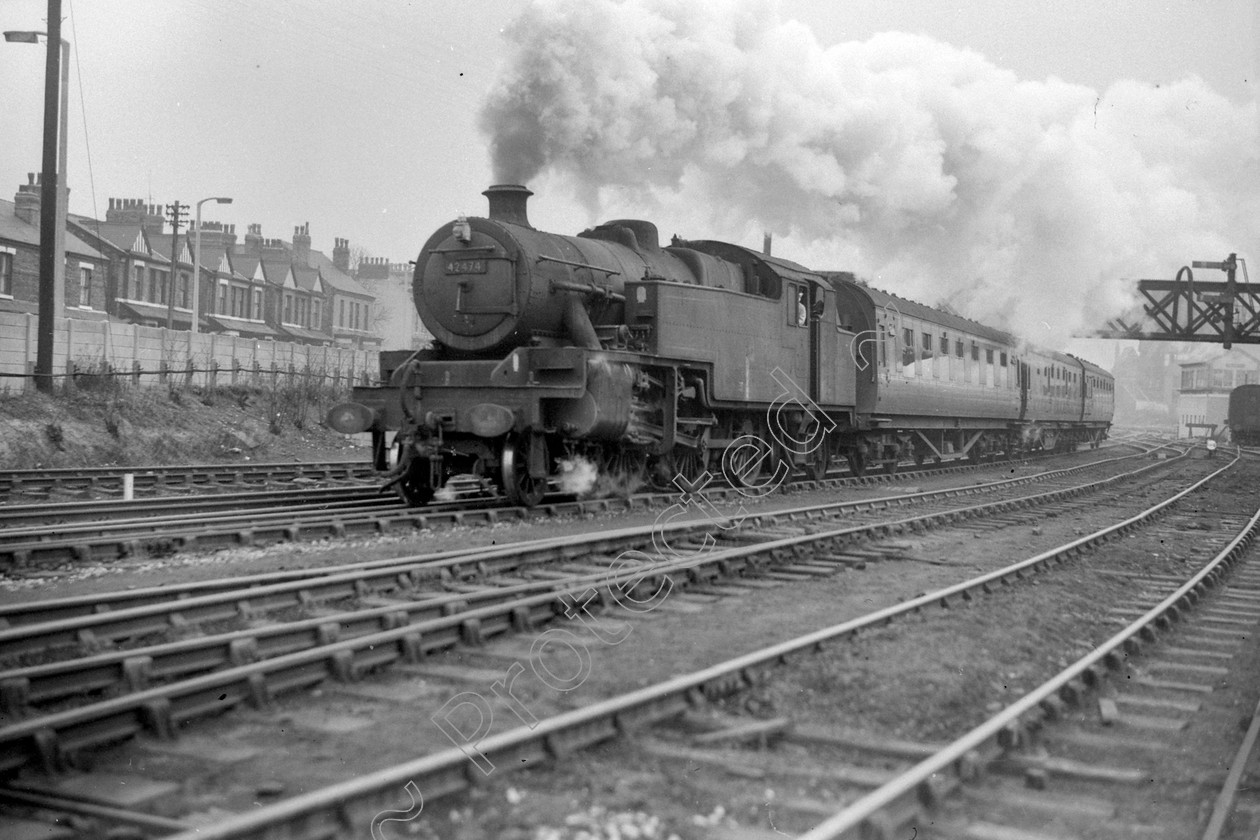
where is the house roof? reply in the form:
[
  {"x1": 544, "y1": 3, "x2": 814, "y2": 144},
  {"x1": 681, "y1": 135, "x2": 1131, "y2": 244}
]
[
  {"x1": 260, "y1": 258, "x2": 294, "y2": 286},
  {"x1": 0, "y1": 199, "x2": 104, "y2": 261},
  {"x1": 232, "y1": 253, "x2": 261, "y2": 279},
  {"x1": 73, "y1": 221, "x2": 151, "y2": 255},
  {"x1": 292, "y1": 265, "x2": 322, "y2": 292},
  {"x1": 306, "y1": 249, "x2": 373, "y2": 298},
  {"x1": 147, "y1": 233, "x2": 190, "y2": 267},
  {"x1": 192, "y1": 242, "x2": 250, "y2": 280},
  {"x1": 1178, "y1": 347, "x2": 1260, "y2": 369}
]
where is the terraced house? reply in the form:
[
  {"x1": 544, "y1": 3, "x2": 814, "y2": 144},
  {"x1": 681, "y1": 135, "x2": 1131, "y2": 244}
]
[
  {"x1": 1, "y1": 174, "x2": 109, "y2": 321},
  {"x1": 66, "y1": 193, "x2": 379, "y2": 348},
  {"x1": 3, "y1": 172, "x2": 382, "y2": 357}
]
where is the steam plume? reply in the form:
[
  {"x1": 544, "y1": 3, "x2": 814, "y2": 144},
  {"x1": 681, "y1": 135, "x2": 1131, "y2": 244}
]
[
  {"x1": 480, "y1": 0, "x2": 1259, "y2": 347},
  {"x1": 558, "y1": 455, "x2": 600, "y2": 496}
]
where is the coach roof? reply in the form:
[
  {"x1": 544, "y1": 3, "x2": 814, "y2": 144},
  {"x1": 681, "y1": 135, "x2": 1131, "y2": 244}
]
[{"x1": 825, "y1": 272, "x2": 1016, "y2": 346}]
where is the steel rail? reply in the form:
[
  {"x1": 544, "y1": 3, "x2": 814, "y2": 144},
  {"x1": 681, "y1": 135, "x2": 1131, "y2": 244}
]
[
  {"x1": 147, "y1": 452, "x2": 1237, "y2": 840},
  {"x1": 800, "y1": 453, "x2": 1258, "y2": 840},
  {"x1": 1200, "y1": 655, "x2": 1260, "y2": 839},
  {"x1": 0, "y1": 441, "x2": 1165, "y2": 627},
  {"x1": 0, "y1": 447, "x2": 1179, "y2": 656},
  {"x1": 0, "y1": 449, "x2": 1216, "y2": 781},
  {"x1": 0, "y1": 488, "x2": 395, "y2": 537},
  {"x1": 0, "y1": 459, "x2": 374, "y2": 494},
  {"x1": 0, "y1": 440, "x2": 1146, "y2": 568}
]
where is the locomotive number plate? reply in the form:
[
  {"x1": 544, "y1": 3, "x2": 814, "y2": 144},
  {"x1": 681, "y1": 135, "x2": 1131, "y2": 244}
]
[{"x1": 446, "y1": 259, "x2": 487, "y2": 275}]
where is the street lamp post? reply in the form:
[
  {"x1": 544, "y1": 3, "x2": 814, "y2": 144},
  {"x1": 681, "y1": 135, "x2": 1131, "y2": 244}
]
[
  {"x1": 191, "y1": 197, "x2": 233, "y2": 335},
  {"x1": 6, "y1": 4, "x2": 69, "y2": 392}
]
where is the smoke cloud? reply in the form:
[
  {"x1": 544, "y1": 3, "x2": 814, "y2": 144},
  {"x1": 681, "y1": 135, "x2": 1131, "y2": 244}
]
[{"x1": 479, "y1": 0, "x2": 1259, "y2": 348}]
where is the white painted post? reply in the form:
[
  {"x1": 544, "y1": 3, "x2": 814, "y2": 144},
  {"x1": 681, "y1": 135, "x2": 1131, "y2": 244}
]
[{"x1": 24, "y1": 313, "x2": 34, "y2": 390}]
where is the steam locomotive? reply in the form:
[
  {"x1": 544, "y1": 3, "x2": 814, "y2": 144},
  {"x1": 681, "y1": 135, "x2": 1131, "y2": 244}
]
[{"x1": 327, "y1": 184, "x2": 1114, "y2": 506}]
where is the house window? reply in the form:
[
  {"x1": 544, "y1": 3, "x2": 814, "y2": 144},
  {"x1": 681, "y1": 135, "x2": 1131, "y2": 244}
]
[
  {"x1": 251, "y1": 288, "x2": 262, "y2": 321},
  {"x1": 159, "y1": 270, "x2": 168, "y2": 305},
  {"x1": 0, "y1": 250, "x2": 12, "y2": 296},
  {"x1": 283, "y1": 294, "x2": 293, "y2": 324},
  {"x1": 971, "y1": 343, "x2": 979, "y2": 361},
  {"x1": 955, "y1": 340, "x2": 963, "y2": 358},
  {"x1": 148, "y1": 268, "x2": 159, "y2": 302},
  {"x1": 985, "y1": 348, "x2": 994, "y2": 364},
  {"x1": 217, "y1": 281, "x2": 228, "y2": 315},
  {"x1": 132, "y1": 264, "x2": 144, "y2": 299},
  {"x1": 179, "y1": 273, "x2": 189, "y2": 309},
  {"x1": 313, "y1": 300, "x2": 321, "y2": 329},
  {"x1": 339, "y1": 299, "x2": 346, "y2": 327},
  {"x1": 79, "y1": 266, "x2": 92, "y2": 307}
]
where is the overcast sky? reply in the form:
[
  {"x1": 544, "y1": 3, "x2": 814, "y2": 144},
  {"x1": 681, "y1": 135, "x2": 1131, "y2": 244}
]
[{"x1": 1, "y1": 0, "x2": 1256, "y2": 352}]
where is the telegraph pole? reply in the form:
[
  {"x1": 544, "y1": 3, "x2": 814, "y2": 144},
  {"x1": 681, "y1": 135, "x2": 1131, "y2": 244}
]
[
  {"x1": 164, "y1": 201, "x2": 187, "y2": 329},
  {"x1": 34, "y1": 0, "x2": 61, "y2": 392}
]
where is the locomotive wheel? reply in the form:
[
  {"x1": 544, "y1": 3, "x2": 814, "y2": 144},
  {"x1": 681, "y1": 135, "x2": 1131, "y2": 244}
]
[
  {"x1": 394, "y1": 460, "x2": 435, "y2": 506},
  {"x1": 807, "y1": 442, "x2": 831, "y2": 482},
  {"x1": 724, "y1": 436, "x2": 789, "y2": 491},
  {"x1": 500, "y1": 434, "x2": 547, "y2": 507},
  {"x1": 673, "y1": 446, "x2": 707, "y2": 485},
  {"x1": 605, "y1": 449, "x2": 645, "y2": 498},
  {"x1": 845, "y1": 448, "x2": 867, "y2": 477}
]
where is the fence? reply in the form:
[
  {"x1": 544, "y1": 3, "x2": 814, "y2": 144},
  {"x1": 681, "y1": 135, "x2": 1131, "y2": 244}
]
[{"x1": 0, "y1": 311, "x2": 379, "y2": 392}]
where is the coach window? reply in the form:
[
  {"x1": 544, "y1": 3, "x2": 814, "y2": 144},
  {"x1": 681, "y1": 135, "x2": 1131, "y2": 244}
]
[{"x1": 902, "y1": 326, "x2": 916, "y2": 373}]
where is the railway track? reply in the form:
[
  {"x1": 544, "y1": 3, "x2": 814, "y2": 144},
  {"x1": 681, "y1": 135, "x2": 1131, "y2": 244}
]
[
  {"x1": 0, "y1": 442, "x2": 1149, "y2": 569},
  {"x1": 0, "y1": 485, "x2": 388, "y2": 530},
  {"x1": 0, "y1": 441, "x2": 1176, "y2": 652},
  {"x1": 0, "y1": 460, "x2": 376, "y2": 502},
  {"x1": 0, "y1": 441, "x2": 1216, "y2": 837}
]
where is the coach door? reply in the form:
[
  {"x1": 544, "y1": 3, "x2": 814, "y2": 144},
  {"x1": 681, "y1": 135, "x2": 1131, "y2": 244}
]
[
  {"x1": 1019, "y1": 361, "x2": 1031, "y2": 420},
  {"x1": 809, "y1": 284, "x2": 822, "y2": 402}
]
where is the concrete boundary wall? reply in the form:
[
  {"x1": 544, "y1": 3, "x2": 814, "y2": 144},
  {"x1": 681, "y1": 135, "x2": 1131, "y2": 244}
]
[{"x1": 0, "y1": 312, "x2": 379, "y2": 392}]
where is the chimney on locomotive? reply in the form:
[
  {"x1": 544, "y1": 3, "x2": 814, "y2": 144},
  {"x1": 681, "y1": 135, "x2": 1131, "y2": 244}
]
[{"x1": 483, "y1": 184, "x2": 533, "y2": 229}]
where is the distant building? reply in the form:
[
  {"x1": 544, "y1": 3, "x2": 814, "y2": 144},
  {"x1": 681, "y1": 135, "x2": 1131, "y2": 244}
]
[
  {"x1": 5, "y1": 171, "x2": 397, "y2": 353},
  {"x1": 354, "y1": 257, "x2": 432, "y2": 351},
  {"x1": 311, "y1": 235, "x2": 378, "y2": 349},
  {"x1": 2, "y1": 173, "x2": 109, "y2": 320},
  {"x1": 1111, "y1": 341, "x2": 1177, "y2": 429},
  {"x1": 1176, "y1": 349, "x2": 1260, "y2": 438}
]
